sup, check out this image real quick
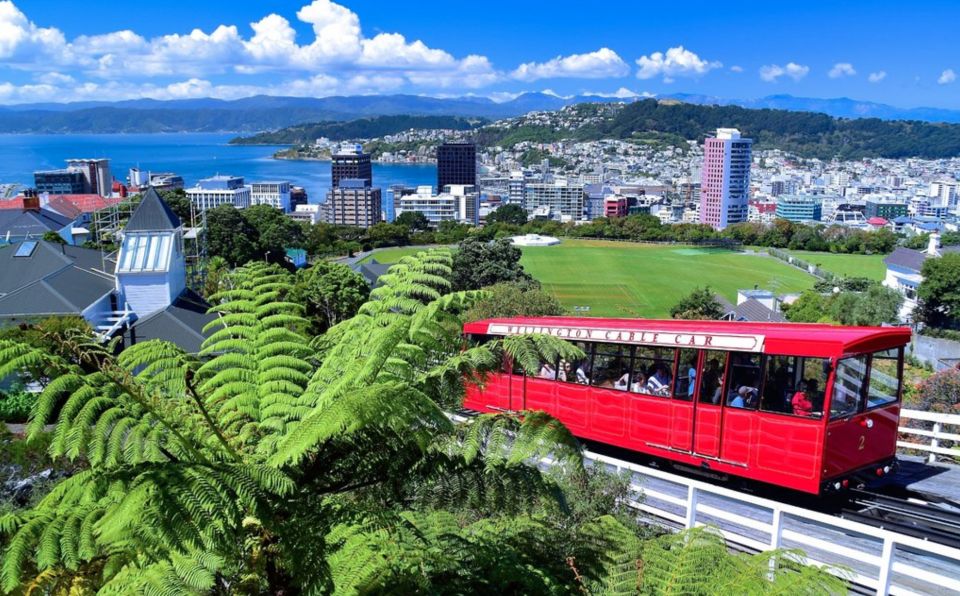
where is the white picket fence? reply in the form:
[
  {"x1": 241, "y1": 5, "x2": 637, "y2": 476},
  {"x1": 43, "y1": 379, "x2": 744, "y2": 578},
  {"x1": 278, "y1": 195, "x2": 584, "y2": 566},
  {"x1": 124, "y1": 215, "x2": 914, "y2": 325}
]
[
  {"x1": 582, "y1": 449, "x2": 960, "y2": 595},
  {"x1": 899, "y1": 408, "x2": 960, "y2": 463}
]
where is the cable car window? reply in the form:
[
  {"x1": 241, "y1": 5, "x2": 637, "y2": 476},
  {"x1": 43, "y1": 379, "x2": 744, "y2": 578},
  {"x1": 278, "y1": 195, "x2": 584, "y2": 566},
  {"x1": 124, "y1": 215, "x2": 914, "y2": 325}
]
[
  {"x1": 726, "y1": 352, "x2": 763, "y2": 410},
  {"x1": 630, "y1": 347, "x2": 676, "y2": 397},
  {"x1": 761, "y1": 356, "x2": 828, "y2": 419},
  {"x1": 560, "y1": 341, "x2": 592, "y2": 384},
  {"x1": 866, "y1": 347, "x2": 902, "y2": 409},
  {"x1": 831, "y1": 356, "x2": 867, "y2": 419},
  {"x1": 673, "y1": 349, "x2": 699, "y2": 401},
  {"x1": 592, "y1": 344, "x2": 631, "y2": 391},
  {"x1": 697, "y1": 351, "x2": 727, "y2": 405}
]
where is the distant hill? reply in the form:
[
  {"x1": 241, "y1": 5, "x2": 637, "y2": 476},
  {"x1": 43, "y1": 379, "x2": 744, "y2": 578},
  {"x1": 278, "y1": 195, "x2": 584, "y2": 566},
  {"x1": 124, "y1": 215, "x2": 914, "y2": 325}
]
[
  {"x1": 559, "y1": 99, "x2": 960, "y2": 159},
  {"x1": 230, "y1": 115, "x2": 484, "y2": 145},
  {"x1": 1, "y1": 91, "x2": 960, "y2": 134}
]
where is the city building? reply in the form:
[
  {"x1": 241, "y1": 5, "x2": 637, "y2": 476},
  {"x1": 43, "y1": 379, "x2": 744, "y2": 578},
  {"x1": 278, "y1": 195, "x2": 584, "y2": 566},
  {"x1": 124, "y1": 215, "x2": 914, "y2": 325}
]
[
  {"x1": 287, "y1": 204, "x2": 322, "y2": 225},
  {"x1": 508, "y1": 172, "x2": 526, "y2": 206},
  {"x1": 290, "y1": 186, "x2": 308, "y2": 210},
  {"x1": 396, "y1": 185, "x2": 478, "y2": 227},
  {"x1": 148, "y1": 172, "x2": 184, "y2": 191},
  {"x1": 865, "y1": 199, "x2": 909, "y2": 220},
  {"x1": 437, "y1": 142, "x2": 477, "y2": 192},
  {"x1": 250, "y1": 181, "x2": 292, "y2": 212},
  {"x1": 185, "y1": 175, "x2": 251, "y2": 211},
  {"x1": 388, "y1": 184, "x2": 418, "y2": 223},
  {"x1": 604, "y1": 196, "x2": 628, "y2": 218},
  {"x1": 33, "y1": 169, "x2": 86, "y2": 194},
  {"x1": 332, "y1": 143, "x2": 372, "y2": 188},
  {"x1": 699, "y1": 128, "x2": 753, "y2": 230},
  {"x1": 65, "y1": 159, "x2": 112, "y2": 197},
  {"x1": 0, "y1": 191, "x2": 77, "y2": 244},
  {"x1": 775, "y1": 195, "x2": 822, "y2": 222},
  {"x1": 320, "y1": 179, "x2": 382, "y2": 227},
  {"x1": 523, "y1": 180, "x2": 585, "y2": 221},
  {"x1": 930, "y1": 181, "x2": 958, "y2": 208}
]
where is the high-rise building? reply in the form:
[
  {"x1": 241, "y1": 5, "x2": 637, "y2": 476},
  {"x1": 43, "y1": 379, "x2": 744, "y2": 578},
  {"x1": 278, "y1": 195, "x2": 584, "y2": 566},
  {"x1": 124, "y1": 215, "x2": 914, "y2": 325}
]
[
  {"x1": 331, "y1": 143, "x2": 372, "y2": 188},
  {"x1": 33, "y1": 169, "x2": 86, "y2": 194},
  {"x1": 66, "y1": 159, "x2": 112, "y2": 197},
  {"x1": 699, "y1": 128, "x2": 753, "y2": 230},
  {"x1": 437, "y1": 142, "x2": 476, "y2": 192},
  {"x1": 320, "y1": 179, "x2": 381, "y2": 227},
  {"x1": 186, "y1": 175, "x2": 251, "y2": 211},
  {"x1": 290, "y1": 186, "x2": 308, "y2": 210},
  {"x1": 250, "y1": 181, "x2": 292, "y2": 212},
  {"x1": 775, "y1": 195, "x2": 822, "y2": 222},
  {"x1": 523, "y1": 180, "x2": 585, "y2": 221},
  {"x1": 508, "y1": 171, "x2": 526, "y2": 206}
]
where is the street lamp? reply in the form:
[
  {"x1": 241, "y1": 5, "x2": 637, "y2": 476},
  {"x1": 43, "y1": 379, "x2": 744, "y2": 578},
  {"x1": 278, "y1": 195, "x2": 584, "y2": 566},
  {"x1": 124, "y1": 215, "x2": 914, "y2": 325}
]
[{"x1": 264, "y1": 250, "x2": 271, "y2": 263}]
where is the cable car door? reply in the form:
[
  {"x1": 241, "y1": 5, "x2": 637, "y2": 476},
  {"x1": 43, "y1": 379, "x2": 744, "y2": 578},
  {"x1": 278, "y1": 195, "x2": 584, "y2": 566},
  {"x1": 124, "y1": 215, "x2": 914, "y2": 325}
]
[{"x1": 691, "y1": 351, "x2": 727, "y2": 458}]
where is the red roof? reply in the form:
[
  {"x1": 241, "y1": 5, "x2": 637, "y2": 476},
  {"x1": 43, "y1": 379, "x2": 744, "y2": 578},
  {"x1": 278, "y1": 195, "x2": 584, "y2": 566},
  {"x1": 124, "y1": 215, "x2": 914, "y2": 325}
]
[
  {"x1": 463, "y1": 316, "x2": 912, "y2": 358},
  {"x1": 749, "y1": 201, "x2": 777, "y2": 213},
  {"x1": 0, "y1": 198, "x2": 28, "y2": 210},
  {"x1": 867, "y1": 216, "x2": 889, "y2": 226},
  {"x1": 53, "y1": 194, "x2": 123, "y2": 213}
]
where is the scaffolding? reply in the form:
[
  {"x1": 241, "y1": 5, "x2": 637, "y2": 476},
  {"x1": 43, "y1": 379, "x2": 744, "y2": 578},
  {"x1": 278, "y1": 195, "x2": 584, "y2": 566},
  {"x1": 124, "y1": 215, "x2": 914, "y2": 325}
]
[{"x1": 90, "y1": 193, "x2": 208, "y2": 293}]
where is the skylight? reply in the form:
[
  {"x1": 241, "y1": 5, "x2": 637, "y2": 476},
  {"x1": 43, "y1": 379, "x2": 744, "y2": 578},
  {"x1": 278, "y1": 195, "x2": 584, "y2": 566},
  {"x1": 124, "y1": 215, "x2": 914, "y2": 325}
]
[{"x1": 13, "y1": 241, "x2": 38, "y2": 258}]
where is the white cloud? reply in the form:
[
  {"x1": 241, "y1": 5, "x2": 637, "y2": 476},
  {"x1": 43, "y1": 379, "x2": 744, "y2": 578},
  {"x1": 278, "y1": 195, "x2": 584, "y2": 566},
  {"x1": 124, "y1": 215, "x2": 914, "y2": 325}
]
[
  {"x1": 938, "y1": 69, "x2": 956, "y2": 85},
  {"x1": 729, "y1": 65, "x2": 744, "y2": 73},
  {"x1": 868, "y1": 70, "x2": 887, "y2": 83},
  {"x1": 0, "y1": 1, "x2": 68, "y2": 64},
  {"x1": 759, "y1": 62, "x2": 809, "y2": 82},
  {"x1": 635, "y1": 46, "x2": 721, "y2": 82},
  {"x1": 828, "y1": 62, "x2": 856, "y2": 78},
  {"x1": 511, "y1": 48, "x2": 629, "y2": 82},
  {"x1": 582, "y1": 87, "x2": 653, "y2": 99}
]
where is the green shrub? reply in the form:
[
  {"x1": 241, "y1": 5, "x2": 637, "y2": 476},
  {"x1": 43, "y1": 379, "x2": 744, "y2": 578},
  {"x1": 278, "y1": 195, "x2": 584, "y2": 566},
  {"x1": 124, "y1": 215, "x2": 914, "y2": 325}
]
[{"x1": 0, "y1": 389, "x2": 34, "y2": 423}]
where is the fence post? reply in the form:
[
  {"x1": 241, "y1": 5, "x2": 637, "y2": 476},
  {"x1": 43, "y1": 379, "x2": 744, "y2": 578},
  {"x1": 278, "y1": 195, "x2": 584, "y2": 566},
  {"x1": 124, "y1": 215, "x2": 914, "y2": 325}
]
[
  {"x1": 876, "y1": 538, "x2": 895, "y2": 595},
  {"x1": 685, "y1": 485, "x2": 698, "y2": 529},
  {"x1": 769, "y1": 508, "x2": 783, "y2": 549},
  {"x1": 931, "y1": 422, "x2": 942, "y2": 464}
]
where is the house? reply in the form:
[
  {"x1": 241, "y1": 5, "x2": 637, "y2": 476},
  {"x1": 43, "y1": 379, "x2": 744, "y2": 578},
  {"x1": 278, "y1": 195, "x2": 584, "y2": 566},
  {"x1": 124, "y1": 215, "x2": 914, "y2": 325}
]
[
  {"x1": 0, "y1": 188, "x2": 216, "y2": 353},
  {"x1": 883, "y1": 233, "x2": 960, "y2": 322},
  {"x1": 716, "y1": 289, "x2": 787, "y2": 323},
  {"x1": 0, "y1": 191, "x2": 124, "y2": 245},
  {"x1": 350, "y1": 258, "x2": 392, "y2": 287},
  {"x1": 0, "y1": 193, "x2": 76, "y2": 245}
]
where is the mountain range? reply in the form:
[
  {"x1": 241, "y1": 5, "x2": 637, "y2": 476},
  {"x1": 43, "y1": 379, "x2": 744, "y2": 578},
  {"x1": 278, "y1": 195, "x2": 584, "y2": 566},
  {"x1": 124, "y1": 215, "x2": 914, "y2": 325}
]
[{"x1": 1, "y1": 92, "x2": 959, "y2": 134}]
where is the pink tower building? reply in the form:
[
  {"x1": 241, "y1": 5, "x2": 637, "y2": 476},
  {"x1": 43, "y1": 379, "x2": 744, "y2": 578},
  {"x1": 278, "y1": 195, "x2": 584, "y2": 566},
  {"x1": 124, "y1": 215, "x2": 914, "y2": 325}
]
[{"x1": 699, "y1": 128, "x2": 753, "y2": 230}]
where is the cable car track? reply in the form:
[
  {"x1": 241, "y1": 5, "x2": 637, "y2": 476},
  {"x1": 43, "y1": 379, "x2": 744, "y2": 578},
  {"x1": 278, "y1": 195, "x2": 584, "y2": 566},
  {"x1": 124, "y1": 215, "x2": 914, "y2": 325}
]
[{"x1": 841, "y1": 489, "x2": 960, "y2": 550}]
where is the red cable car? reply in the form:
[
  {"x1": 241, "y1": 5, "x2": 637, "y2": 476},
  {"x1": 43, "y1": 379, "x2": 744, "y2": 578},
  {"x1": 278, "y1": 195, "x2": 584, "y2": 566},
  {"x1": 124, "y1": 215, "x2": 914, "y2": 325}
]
[{"x1": 463, "y1": 317, "x2": 911, "y2": 495}]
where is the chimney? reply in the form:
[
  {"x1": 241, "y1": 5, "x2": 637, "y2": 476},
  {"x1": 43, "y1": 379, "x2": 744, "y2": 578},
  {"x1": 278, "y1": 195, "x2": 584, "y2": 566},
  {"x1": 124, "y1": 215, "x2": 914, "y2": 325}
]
[
  {"x1": 928, "y1": 232, "x2": 941, "y2": 257},
  {"x1": 21, "y1": 188, "x2": 40, "y2": 212}
]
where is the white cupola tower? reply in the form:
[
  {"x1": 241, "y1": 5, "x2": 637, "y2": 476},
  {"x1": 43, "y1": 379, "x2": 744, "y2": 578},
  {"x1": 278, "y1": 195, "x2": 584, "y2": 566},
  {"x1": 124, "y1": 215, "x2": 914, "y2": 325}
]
[{"x1": 114, "y1": 187, "x2": 186, "y2": 317}]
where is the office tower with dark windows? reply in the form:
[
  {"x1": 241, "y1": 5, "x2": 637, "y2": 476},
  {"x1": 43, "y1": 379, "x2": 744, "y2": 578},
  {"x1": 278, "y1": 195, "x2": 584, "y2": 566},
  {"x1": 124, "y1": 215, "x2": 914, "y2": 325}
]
[
  {"x1": 34, "y1": 169, "x2": 86, "y2": 194},
  {"x1": 437, "y1": 142, "x2": 476, "y2": 192},
  {"x1": 331, "y1": 143, "x2": 372, "y2": 188}
]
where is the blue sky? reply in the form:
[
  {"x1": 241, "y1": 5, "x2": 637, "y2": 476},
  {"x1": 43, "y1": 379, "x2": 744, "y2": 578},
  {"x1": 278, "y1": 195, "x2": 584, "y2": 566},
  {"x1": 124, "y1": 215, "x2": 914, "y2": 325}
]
[{"x1": 1, "y1": 0, "x2": 958, "y2": 107}]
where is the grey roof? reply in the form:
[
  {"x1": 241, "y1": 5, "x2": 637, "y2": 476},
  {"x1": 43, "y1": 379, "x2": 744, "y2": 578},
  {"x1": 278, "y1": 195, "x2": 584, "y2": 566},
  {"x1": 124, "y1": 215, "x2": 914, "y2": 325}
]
[
  {"x1": 884, "y1": 247, "x2": 927, "y2": 273},
  {"x1": 0, "y1": 208, "x2": 72, "y2": 238},
  {"x1": 351, "y1": 258, "x2": 392, "y2": 287},
  {"x1": 126, "y1": 187, "x2": 181, "y2": 232},
  {"x1": 127, "y1": 289, "x2": 216, "y2": 354},
  {"x1": 727, "y1": 298, "x2": 787, "y2": 323},
  {"x1": 0, "y1": 241, "x2": 114, "y2": 318}
]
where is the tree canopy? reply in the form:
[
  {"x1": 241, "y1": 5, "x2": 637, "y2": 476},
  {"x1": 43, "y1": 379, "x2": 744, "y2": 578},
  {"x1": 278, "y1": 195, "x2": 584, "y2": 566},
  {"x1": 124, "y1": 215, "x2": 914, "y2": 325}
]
[
  {"x1": 669, "y1": 287, "x2": 725, "y2": 320},
  {"x1": 452, "y1": 237, "x2": 534, "y2": 292},
  {"x1": 917, "y1": 253, "x2": 960, "y2": 329}
]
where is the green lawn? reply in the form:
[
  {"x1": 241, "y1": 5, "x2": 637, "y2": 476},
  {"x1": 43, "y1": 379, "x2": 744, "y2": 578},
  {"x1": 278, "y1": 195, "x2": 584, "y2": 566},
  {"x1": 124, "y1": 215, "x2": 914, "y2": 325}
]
[
  {"x1": 357, "y1": 246, "x2": 437, "y2": 264},
  {"x1": 783, "y1": 250, "x2": 888, "y2": 281},
  {"x1": 519, "y1": 240, "x2": 816, "y2": 318},
  {"x1": 355, "y1": 240, "x2": 820, "y2": 318}
]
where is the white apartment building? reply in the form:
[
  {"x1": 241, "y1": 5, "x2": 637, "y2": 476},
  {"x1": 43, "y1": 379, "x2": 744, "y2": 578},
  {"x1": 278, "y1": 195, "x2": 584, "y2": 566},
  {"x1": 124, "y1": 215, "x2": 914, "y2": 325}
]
[
  {"x1": 523, "y1": 179, "x2": 585, "y2": 221},
  {"x1": 396, "y1": 185, "x2": 479, "y2": 227},
  {"x1": 250, "y1": 181, "x2": 292, "y2": 212},
  {"x1": 287, "y1": 204, "x2": 321, "y2": 225},
  {"x1": 185, "y1": 175, "x2": 251, "y2": 211}
]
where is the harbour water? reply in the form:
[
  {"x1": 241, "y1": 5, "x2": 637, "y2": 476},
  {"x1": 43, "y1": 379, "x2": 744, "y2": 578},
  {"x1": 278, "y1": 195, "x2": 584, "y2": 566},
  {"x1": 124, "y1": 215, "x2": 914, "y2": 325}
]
[{"x1": 0, "y1": 133, "x2": 437, "y2": 204}]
